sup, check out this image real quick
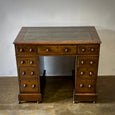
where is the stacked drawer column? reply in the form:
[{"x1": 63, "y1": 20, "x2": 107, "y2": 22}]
[
  {"x1": 15, "y1": 45, "x2": 42, "y2": 103},
  {"x1": 74, "y1": 44, "x2": 100, "y2": 103}
]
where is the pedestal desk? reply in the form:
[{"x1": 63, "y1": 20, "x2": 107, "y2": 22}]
[{"x1": 13, "y1": 27, "x2": 101, "y2": 103}]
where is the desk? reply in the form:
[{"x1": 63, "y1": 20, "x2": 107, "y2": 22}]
[{"x1": 14, "y1": 27, "x2": 101, "y2": 103}]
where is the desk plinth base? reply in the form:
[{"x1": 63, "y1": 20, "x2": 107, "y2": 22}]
[
  {"x1": 73, "y1": 93, "x2": 97, "y2": 103},
  {"x1": 18, "y1": 93, "x2": 42, "y2": 103}
]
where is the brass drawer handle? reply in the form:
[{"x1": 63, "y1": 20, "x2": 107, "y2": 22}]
[
  {"x1": 82, "y1": 48, "x2": 86, "y2": 52},
  {"x1": 23, "y1": 84, "x2": 27, "y2": 88},
  {"x1": 88, "y1": 84, "x2": 92, "y2": 88},
  {"x1": 30, "y1": 61, "x2": 33, "y2": 64},
  {"x1": 29, "y1": 48, "x2": 33, "y2": 52},
  {"x1": 89, "y1": 61, "x2": 93, "y2": 65},
  {"x1": 80, "y1": 71, "x2": 84, "y2": 75},
  {"x1": 31, "y1": 71, "x2": 34, "y2": 75},
  {"x1": 22, "y1": 71, "x2": 26, "y2": 75},
  {"x1": 90, "y1": 48, "x2": 95, "y2": 52},
  {"x1": 89, "y1": 71, "x2": 93, "y2": 76},
  {"x1": 65, "y1": 48, "x2": 69, "y2": 52},
  {"x1": 46, "y1": 48, "x2": 49, "y2": 52},
  {"x1": 20, "y1": 48, "x2": 23, "y2": 52},
  {"x1": 81, "y1": 60, "x2": 84, "y2": 64},
  {"x1": 21, "y1": 61, "x2": 24, "y2": 64},
  {"x1": 80, "y1": 84, "x2": 83, "y2": 88},
  {"x1": 32, "y1": 84, "x2": 36, "y2": 88}
]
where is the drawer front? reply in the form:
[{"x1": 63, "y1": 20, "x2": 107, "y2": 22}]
[
  {"x1": 17, "y1": 57, "x2": 38, "y2": 67},
  {"x1": 20, "y1": 79, "x2": 40, "y2": 93},
  {"x1": 38, "y1": 45, "x2": 76, "y2": 55},
  {"x1": 76, "y1": 79, "x2": 96, "y2": 93},
  {"x1": 78, "y1": 45, "x2": 99, "y2": 55},
  {"x1": 16, "y1": 45, "x2": 37, "y2": 55},
  {"x1": 58, "y1": 46, "x2": 76, "y2": 54},
  {"x1": 78, "y1": 56, "x2": 98, "y2": 67},
  {"x1": 19, "y1": 67, "x2": 39, "y2": 78},
  {"x1": 38, "y1": 46, "x2": 58, "y2": 55},
  {"x1": 77, "y1": 67, "x2": 97, "y2": 79}
]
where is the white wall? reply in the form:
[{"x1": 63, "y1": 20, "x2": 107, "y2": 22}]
[{"x1": 0, "y1": 0, "x2": 115, "y2": 76}]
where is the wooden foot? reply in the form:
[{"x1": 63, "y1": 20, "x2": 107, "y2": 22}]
[
  {"x1": 93, "y1": 101, "x2": 96, "y2": 103},
  {"x1": 73, "y1": 101, "x2": 79, "y2": 104},
  {"x1": 37, "y1": 101, "x2": 42, "y2": 103},
  {"x1": 18, "y1": 101, "x2": 21, "y2": 104}
]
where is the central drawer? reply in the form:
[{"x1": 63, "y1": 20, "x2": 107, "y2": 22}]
[{"x1": 38, "y1": 45, "x2": 77, "y2": 55}]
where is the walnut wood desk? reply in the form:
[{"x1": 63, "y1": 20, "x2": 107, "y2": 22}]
[{"x1": 13, "y1": 27, "x2": 101, "y2": 103}]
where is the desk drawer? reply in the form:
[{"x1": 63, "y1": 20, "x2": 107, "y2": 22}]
[
  {"x1": 15, "y1": 45, "x2": 37, "y2": 56},
  {"x1": 76, "y1": 79, "x2": 96, "y2": 93},
  {"x1": 17, "y1": 57, "x2": 38, "y2": 67},
  {"x1": 38, "y1": 45, "x2": 76, "y2": 55},
  {"x1": 38, "y1": 46, "x2": 58, "y2": 55},
  {"x1": 78, "y1": 56, "x2": 98, "y2": 67},
  {"x1": 19, "y1": 67, "x2": 39, "y2": 78},
  {"x1": 77, "y1": 67, "x2": 97, "y2": 79},
  {"x1": 78, "y1": 45, "x2": 99, "y2": 55},
  {"x1": 20, "y1": 79, "x2": 40, "y2": 93}
]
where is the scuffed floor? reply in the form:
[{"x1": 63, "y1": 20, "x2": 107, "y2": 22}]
[{"x1": 0, "y1": 76, "x2": 115, "y2": 115}]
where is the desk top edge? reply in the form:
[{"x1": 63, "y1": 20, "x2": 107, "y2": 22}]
[{"x1": 13, "y1": 26, "x2": 101, "y2": 44}]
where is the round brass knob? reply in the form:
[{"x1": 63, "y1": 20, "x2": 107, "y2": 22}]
[
  {"x1": 80, "y1": 84, "x2": 83, "y2": 88},
  {"x1": 46, "y1": 49, "x2": 49, "y2": 52},
  {"x1": 29, "y1": 48, "x2": 33, "y2": 52},
  {"x1": 30, "y1": 61, "x2": 33, "y2": 64},
  {"x1": 31, "y1": 71, "x2": 34, "y2": 75},
  {"x1": 80, "y1": 71, "x2": 84, "y2": 75},
  {"x1": 81, "y1": 60, "x2": 84, "y2": 64},
  {"x1": 89, "y1": 61, "x2": 93, "y2": 65},
  {"x1": 82, "y1": 48, "x2": 86, "y2": 52},
  {"x1": 21, "y1": 61, "x2": 24, "y2": 64},
  {"x1": 90, "y1": 48, "x2": 95, "y2": 52},
  {"x1": 20, "y1": 48, "x2": 23, "y2": 52},
  {"x1": 88, "y1": 84, "x2": 92, "y2": 88},
  {"x1": 22, "y1": 72, "x2": 26, "y2": 75},
  {"x1": 23, "y1": 84, "x2": 27, "y2": 88},
  {"x1": 65, "y1": 48, "x2": 69, "y2": 52},
  {"x1": 32, "y1": 84, "x2": 36, "y2": 88},
  {"x1": 89, "y1": 72, "x2": 93, "y2": 76}
]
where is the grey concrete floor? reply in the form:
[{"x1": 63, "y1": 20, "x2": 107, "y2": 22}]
[{"x1": 0, "y1": 76, "x2": 115, "y2": 115}]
